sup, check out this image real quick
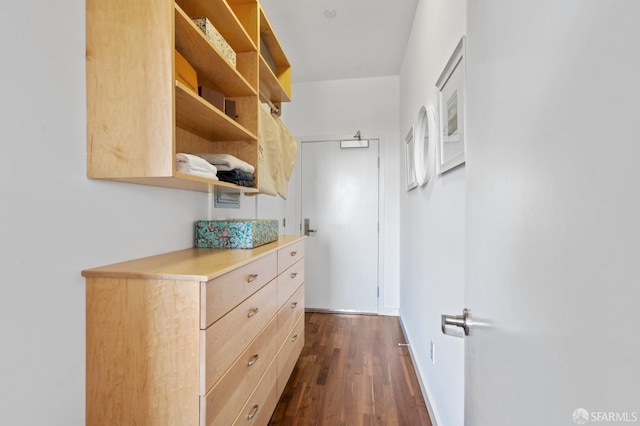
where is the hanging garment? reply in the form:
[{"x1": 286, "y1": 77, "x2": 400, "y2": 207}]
[{"x1": 258, "y1": 105, "x2": 297, "y2": 198}]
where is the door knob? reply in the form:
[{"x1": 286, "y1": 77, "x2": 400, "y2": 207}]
[{"x1": 441, "y1": 309, "x2": 470, "y2": 337}]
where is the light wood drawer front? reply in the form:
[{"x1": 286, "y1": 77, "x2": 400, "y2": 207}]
[
  {"x1": 277, "y1": 285, "x2": 305, "y2": 347},
  {"x1": 277, "y1": 240, "x2": 305, "y2": 274},
  {"x1": 276, "y1": 314, "x2": 305, "y2": 398},
  {"x1": 233, "y1": 357, "x2": 278, "y2": 426},
  {"x1": 201, "y1": 252, "x2": 277, "y2": 329},
  {"x1": 277, "y1": 259, "x2": 305, "y2": 308},
  {"x1": 201, "y1": 279, "x2": 278, "y2": 393},
  {"x1": 201, "y1": 317, "x2": 278, "y2": 426}
]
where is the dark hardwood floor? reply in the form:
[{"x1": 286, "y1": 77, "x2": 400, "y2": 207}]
[{"x1": 270, "y1": 312, "x2": 432, "y2": 426}]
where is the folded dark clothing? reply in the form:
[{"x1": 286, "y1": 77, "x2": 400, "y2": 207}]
[
  {"x1": 216, "y1": 169, "x2": 255, "y2": 182},
  {"x1": 236, "y1": 180, "x2": 256, "y2": 188},
  {"x1": 218, "y1": 176, "x2": 256, "y2": 187}
]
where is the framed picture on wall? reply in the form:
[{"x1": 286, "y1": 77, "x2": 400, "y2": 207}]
[
  {"x1": 405, "y1": 126, "x2": 418, "y2": 190},
  {"x1": 436, "y1": 36, "x2": 466, "y2": 174}
]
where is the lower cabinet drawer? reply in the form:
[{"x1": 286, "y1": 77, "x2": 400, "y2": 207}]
[
  {"x1": 201, "y1": 252, "x2": 277, "y2": 328},
  {"x1": 277, "y1": 259, "x2": 305, "y2": 308},
  {"x1": 277, "y1": 240, "x2": 305, "y2": 274},
  {"x1": 233, "y1": 357, "x2": 278, "y2": 425},
  {"x1": 276, "y1": 314, "x2": 305, "y2": 398},
  {"x1": 277, "y1": 284, "x2": 304, "y2": 347},
  {"x1": 201, "y1": 279, "x2": 278, "y2": 393},
  {"x1": 201, "y1": 317, "x2": 278, "y2": 426}
]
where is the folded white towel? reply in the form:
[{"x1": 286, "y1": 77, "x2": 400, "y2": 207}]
[
  {"x1": 176, "y1": 153, "x2": 219, "y2": 179},
  {"x1": 195, "y1": 153, "x2": 255, "y2": 174}
]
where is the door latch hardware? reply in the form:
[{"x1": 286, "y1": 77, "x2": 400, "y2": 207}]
[{"x1": 441, "y1": 309, "x2": 470, "y2": 337}]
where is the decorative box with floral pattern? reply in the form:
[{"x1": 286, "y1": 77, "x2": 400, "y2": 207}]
[{"x1": 195, "y1": 219, "x2": 279, "y2": 249}]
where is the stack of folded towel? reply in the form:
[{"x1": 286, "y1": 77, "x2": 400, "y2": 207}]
[
  {"x1": 175, "y1": 153, "x2": 219, "y2": 180},
  {"x1": 195, "y1": 153, "x2": 256, "y2": 187}
]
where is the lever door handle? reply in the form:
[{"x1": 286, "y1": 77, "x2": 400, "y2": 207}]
[
  {"x1": 441, "y1": 309, "x2": 470, "y2": 337},
  {"x1": 304, "y1": 218, "x2": 317, "y2": 236}
]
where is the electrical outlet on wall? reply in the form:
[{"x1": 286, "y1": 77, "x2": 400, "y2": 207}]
[{"x1": 430, "y1": 340, "x2": 435, "y2": 364}]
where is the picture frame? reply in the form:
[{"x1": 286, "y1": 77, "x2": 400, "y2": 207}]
[
  {"x1": 436, "y1": 36, "x2": 466, "y2": 174},
  {"x1": 404, "y1": 126, "x2": 418, "y2": 190}
]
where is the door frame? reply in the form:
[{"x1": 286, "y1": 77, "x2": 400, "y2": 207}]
[{"x1": 295, "y1": 133, "x2": 393, "y2": 315}]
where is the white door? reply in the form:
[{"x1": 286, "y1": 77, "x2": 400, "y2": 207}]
[
  {"x1": 300, "y1": 139, "x2": 379, "y2": 313},
  {"x1": 453, "y1": 2, "x2": 640, "y2": 425}
]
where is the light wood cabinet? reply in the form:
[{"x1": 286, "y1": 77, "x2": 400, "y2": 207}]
[
  {"x1": 83, "y1": 236, "x2": 305, "y2": 425},
  {"x1": 86, "y1": 0, "x2": 291, "y2": 193}
]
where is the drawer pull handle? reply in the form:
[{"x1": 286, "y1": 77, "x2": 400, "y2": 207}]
[
  {"x1": 291, "y1": 334, "x2": 298, "y2": 343},
  {"x1": 290, "y1": 251, "x2": 297, "y2": 257},
  {"x1": 247, "y1": 404, "x2": 259, "y2": 420},
  {"x1": 248, "y1": 354, "x2": 259, "y2": 366},
  {"x1": 291, "y1": 302, "x2": 298, "y2": 309},
  {"x1": 248, "y1": 308, "x2": 259, "y2": 318},
  {"x1": 290, "y1": 272, "x2": 298, "y2": 278},
  {"x1": 247, "y1": 274, "x2": 259, "y2": 283}
]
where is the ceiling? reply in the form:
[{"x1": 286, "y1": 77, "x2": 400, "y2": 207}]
[{"x1": 258, "y1": 0, "x2": 419, "y2": 83}]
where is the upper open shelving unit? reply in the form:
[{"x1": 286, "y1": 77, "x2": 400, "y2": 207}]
[
  {"x1": 174, "y1": 5, "x2": 255, "y2": 97},
  {"x1": 86, "y1": 0, "x2": 291, "y2": 193},
  {"x1": 258, "y1": 7, "x2": 291, "y2": 109}
]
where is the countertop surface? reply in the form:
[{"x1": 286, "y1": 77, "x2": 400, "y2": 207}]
[{"x1": 82, "y1": 235, "x2": 305, "y2": 281}]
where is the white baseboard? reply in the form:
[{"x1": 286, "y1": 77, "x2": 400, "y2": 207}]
[
  {"x1": 379, "y1": 306, "x2": 399, "y2": 316},
  {"x1": 398, "y1": 315, "x2": 441, "y2": 426},
  {"x1": 304, "y1": 307, "x2": 399, "y2": 316}
]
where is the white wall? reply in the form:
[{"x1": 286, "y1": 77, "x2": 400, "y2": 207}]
[
  {"x1": 398, "y1": 0, "x2": 466, "y2": 425},
  {"x1": 0, "y1": 1, "x2": 256, "y2": 423},
  {"x1": 255, "y1": 140, "x2": 299, "y2": 237},
  {"x1": 283, "y1": 76, "x2": 401, "y2": 314}
]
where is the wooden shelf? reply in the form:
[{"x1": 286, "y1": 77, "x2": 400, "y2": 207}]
[
  {"x1": 175, "y1": 4, "x2": 256, "y2": 96},
  {"x1": 108, "y1": 174, "x2": 259, "y2": 194},
  {"x1": 177, "y1": 0, "x2": 257, "y2": 52},
  {"x1": 259, "y1": 7, "x2": 291, "y2": 104},
  {"x1": 175, "y1": 81, "x2": 257, "y2": 142},
  {"x1": 173, "y1": 172, "x2": 258, "y2": 193},
  {"x1": 259, "y1": 56, "x2": 291, "y2": 103}
]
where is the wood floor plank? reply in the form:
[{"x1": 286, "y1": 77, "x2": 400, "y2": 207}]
[{"x1": 270, "y1": 312, "x2": 433, "y2": 426}]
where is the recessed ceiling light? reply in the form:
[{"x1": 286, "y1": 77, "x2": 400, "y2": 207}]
[{"x1": 324, "y1": 9, "x2": 337, "y2": 18}]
